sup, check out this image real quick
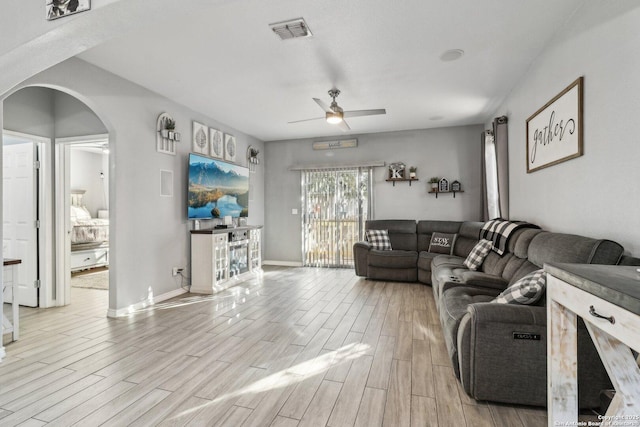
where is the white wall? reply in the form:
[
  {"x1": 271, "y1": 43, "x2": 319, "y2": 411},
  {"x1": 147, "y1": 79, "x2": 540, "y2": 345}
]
[
  {"x1": 264, "y1": 125, "x2": 482, "y2": 263},
  {"x1": 3, "y1": 57, "x2": 265, "y2": 313},
  {"x1": 489, "y1": 1, "x2": 640, "y2": 255},
  {"x1": 70, "y1": 149, "x2": 108, "y2": 216}
]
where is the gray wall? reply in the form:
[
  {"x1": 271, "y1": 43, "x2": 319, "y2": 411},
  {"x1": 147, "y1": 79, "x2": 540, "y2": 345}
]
[
  {"x1": 3, "y1": 87, "x2": 107, "y2": 139},
  {"x1": 264, "y1": 125, "x2": 483, "y2": 263},
  {"x1": 3, "y1": 87, "x2": 55, "y2": 137},
  {"x1": 55, "y1": 91, "x2": 108, "y2": 137},
  {"x1": 3, "y1": 57, "x2": 265, "y2": 313},
  {"x1": 488, "y1": 1, "x2": 640, "y2": 255}
]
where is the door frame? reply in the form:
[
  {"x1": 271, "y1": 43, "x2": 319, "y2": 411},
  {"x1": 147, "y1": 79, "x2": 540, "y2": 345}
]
[
  {"x1": 2, "y1": 130, "x2": 52, "y2": 307},
  {"x1": 54, "y1": 134, "x2": 109, "y2": 306}
]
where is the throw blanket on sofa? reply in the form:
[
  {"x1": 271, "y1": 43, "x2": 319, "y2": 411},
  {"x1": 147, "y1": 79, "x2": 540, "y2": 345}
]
[{"x1": 480, "y1": 219, "x2": 539, "y2": 256}]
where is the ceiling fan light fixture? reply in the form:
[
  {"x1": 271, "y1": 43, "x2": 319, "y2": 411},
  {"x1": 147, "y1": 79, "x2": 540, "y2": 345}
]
[{"x1": 326, "y1": 111, "x2": 344, "y2": 124}]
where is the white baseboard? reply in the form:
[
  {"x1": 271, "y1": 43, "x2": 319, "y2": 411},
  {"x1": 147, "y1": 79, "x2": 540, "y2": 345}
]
[
  {"x1": 262, "y1": 260, "x2": 303, "y2": 267},
  {"x1": 107, "y1": 287, "x2": 188, "y2": 318}
]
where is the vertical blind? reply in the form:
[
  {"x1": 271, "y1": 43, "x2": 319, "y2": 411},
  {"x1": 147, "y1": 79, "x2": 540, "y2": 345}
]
[{"x1": 301, "y1": 167, "x2": 372, "y2": 267}]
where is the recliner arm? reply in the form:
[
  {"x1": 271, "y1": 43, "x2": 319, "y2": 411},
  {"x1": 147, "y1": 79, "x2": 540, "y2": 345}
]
[{"x1": 353, "y1": 241, "x2": 371, "y2": 277}]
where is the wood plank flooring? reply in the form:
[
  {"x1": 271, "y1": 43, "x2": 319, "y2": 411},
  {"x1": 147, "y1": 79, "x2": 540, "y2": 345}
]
[{"x1": 0, "y1": 266, "x2": 550, "y2": 426}]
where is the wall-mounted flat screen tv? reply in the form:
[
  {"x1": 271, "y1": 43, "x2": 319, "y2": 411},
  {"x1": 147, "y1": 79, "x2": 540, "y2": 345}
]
[{"x1": 188, "y1": 153, "x2": 249, "y2": 219}]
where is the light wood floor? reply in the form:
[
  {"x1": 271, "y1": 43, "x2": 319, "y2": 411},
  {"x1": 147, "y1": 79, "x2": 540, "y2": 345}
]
[{"x1": 0, "y1": 267, "x2": 549, "y2": 426}]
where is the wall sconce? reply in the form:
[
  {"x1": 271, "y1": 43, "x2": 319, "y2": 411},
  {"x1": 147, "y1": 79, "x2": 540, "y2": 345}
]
[
  {"x1": 247, "y1": 146, "x2": 260, "y2": 172},
  {"x1": 156, "y1": 113, "x2": 180, "y2": 155}
]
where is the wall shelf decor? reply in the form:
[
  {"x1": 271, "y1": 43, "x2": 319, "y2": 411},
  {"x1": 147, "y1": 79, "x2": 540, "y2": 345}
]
[
  {"x1": 156, "y1": 113, "x2": 179, "y2": 155},
  {"x1": 438, "y1": 178, "x2": 449, "y2": 192},
  {"x1": 247, "y1": 146, "x2": 260, "y2": 172},
  {"x1": 386, "y1": 178, "x2": 419, "y2": 186},
  {"x1": 428, "y1": 179, "x2": 463, "y2": 198},
  {"x1": 388, "y1": 162, "x2": 406, "y2": 180}
]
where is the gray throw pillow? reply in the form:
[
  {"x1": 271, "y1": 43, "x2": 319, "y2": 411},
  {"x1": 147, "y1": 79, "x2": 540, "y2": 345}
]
[{"x1": 428, "y1": 232, "x2": 457, "y2": 254}]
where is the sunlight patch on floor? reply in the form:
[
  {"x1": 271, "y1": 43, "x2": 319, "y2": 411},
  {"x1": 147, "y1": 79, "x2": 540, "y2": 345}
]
[{"x1": 168, "y1": 342, "x2": 370, "y2": 421}]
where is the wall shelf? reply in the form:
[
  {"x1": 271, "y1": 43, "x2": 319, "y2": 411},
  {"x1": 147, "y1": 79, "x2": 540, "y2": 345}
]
[
  {"x1": 386, "y1": 178, "x2": 419, "y2": 187},
  {"x1": 428, "y1": 190, "x2": 464, "y2": 198}
]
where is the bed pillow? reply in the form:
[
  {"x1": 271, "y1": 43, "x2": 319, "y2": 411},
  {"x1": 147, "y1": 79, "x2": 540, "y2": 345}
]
[
  {"x1": 365, "y1": 229, "x2": 392, "y2": 251},
  {"x1": 428, "y1": 232, "x2": 457, "y2": 254},
  {"x1": 492, "y1": 269, "x2": 546, "y2": 305},
  {"x1": 463, "y1": 239, "x2": 493, "y2": 271},
  {"x1": 70, "y1": 205, "x2": 92, "y2": 221}
]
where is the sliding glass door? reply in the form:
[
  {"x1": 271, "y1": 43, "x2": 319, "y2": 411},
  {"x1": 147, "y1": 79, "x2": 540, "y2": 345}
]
[{"x1": 301, "y1": 167, "x2": 372, "y2": 267}]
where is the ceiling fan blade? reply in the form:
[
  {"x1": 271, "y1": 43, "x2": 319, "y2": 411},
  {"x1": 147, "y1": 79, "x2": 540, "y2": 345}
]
[
  {"x1": 338, "y1": 119, "x2": 351, "y2": 132},
  {"x1": 343, "y1": 109, "x2": 386, "y2": 118},
  {"x1": 313, "y1": 97, "x2": 333, "y2": 113},
  {"x1": 288, "y1": 117, "x2": 325, "y2": 124}
]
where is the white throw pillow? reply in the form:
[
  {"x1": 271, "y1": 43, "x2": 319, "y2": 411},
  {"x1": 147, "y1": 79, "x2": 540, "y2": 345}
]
[{"x1": 365, "y1": 229, "x2": 392, "y2": 251}]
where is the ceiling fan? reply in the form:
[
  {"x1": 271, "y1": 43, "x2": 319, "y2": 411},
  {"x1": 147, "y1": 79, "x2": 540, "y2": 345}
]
[{"x1": 289, "y1": 89, "x2": 386, "y2": 131}]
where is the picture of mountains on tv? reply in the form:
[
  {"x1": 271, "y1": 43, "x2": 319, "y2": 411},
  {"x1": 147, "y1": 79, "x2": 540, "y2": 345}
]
[{"x1": 188, "y1": 154, "x2": 249, "y2": 219}]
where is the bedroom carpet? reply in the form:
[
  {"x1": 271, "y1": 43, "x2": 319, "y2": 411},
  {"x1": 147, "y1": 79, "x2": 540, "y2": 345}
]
[{"x1": 71, "y1": 269, "x2": 109, "y2": 290}]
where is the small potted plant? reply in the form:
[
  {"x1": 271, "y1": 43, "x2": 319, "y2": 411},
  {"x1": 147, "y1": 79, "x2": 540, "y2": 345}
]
[
  {"x1": 409, "y1": 166, "x2": 417, "y2": 179},
  {"x1": 164, "y1": 118, "x2": 176, "y2": 139},
  {"x1": 429, "y1": 177, "x2": 439, "y2": 192}
]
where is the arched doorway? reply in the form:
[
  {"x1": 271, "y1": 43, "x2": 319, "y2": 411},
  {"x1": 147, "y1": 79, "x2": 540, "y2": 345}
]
[{"x1": 2, "y1": 86, "x2": 113, "y2": 311}]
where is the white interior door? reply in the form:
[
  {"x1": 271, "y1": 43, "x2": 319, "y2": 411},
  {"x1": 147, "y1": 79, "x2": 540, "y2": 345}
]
[{"x1": 3, "y1": 140, "x2": 39, "y2": 307}]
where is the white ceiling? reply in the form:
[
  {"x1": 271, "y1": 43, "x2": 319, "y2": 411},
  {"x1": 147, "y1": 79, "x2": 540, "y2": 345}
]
[{"x1": 78, "y1": 0, "x2": 586, "y2": 142}]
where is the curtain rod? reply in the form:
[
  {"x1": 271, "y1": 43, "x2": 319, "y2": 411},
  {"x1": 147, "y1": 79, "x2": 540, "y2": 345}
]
[{"x1": 289, "y1": 161, "x2": 386, "y2": 171}]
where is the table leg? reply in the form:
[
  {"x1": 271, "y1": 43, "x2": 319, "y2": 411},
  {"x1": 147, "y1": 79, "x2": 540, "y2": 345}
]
[{"x1": 547, "y1": 296, "x2": 579, "y2": 426}]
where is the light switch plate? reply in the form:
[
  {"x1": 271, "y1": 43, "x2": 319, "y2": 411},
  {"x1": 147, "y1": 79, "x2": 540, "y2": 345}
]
[{"x1": 291, "y1": 208, "x2": 298, "y2": 215}]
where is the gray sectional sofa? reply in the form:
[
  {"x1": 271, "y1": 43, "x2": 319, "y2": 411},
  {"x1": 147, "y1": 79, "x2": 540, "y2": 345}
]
[{"x1": 354, "y1": 219, "x2": 626, "y2": 408}]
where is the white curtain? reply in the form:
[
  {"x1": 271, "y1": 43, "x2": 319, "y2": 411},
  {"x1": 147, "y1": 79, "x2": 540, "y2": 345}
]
[
  {"x1": 301, "y1": 167, "x2": 372, "y2": 267},
  {"x1": 481, "y1": 116, "x2": 509, "y2": 220}
]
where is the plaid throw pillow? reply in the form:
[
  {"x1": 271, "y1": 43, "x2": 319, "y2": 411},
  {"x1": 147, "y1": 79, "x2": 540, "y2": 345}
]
[
  {"x1": 365, "y1": 229, "x2": 392, "y2": 251},
  {"x1": 428, "y1": 232, "x2": 457, "y2": 255},
  {"x1": 463, "y1": 239, "x2": 493, "y2": 271},
  {"x1": 492, "y1": 270, "x2": 546, "y2": 305}
]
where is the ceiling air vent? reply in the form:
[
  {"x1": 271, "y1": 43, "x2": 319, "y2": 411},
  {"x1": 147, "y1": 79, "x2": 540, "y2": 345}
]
[{"x1": 269, "y1": 18, "x2": 312, "y2": 40}]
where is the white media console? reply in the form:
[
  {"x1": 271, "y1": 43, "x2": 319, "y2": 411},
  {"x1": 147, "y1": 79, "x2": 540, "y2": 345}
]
[{"x1": 190, "y1": 226, "x2": 262, "y2": 294}]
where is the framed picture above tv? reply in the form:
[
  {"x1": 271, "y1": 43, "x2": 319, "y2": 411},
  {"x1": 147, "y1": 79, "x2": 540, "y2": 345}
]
[{"x1": 188, "y1": 153, "x2": 249, "y2": 220}]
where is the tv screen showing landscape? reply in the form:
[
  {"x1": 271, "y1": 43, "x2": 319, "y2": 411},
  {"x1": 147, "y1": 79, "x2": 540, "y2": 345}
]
[{"x1": 188, "y1": 153, "x2": 249, "y2": 219}]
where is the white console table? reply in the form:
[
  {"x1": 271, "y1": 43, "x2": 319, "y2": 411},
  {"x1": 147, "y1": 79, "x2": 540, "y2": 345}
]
[
  {"x1": 1, "y1": 259, "x2": 21, "y2": 362},
  {"x1": 190, "y1": 226, "x2": 262, "y2": 294},
  {"x1": 546, "y1": 263, "x2": 640, "y2": 427}
]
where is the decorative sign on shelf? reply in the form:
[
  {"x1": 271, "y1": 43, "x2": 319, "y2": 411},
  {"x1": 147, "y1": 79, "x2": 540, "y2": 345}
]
[
  {"x1": 526, "y1": 77, "x2": 583, "y2": 173},
  {"x1": 388, "y1": 162, "x2": 406, "y2": 179},
  {"x1": 438, "y1": 178, "x2": 449, "y2": 192}
]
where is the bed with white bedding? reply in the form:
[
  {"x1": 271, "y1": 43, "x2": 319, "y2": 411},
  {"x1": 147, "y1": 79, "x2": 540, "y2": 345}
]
[{"x1": 70, "y1": 190, "x2": 109, "y2": 271}]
